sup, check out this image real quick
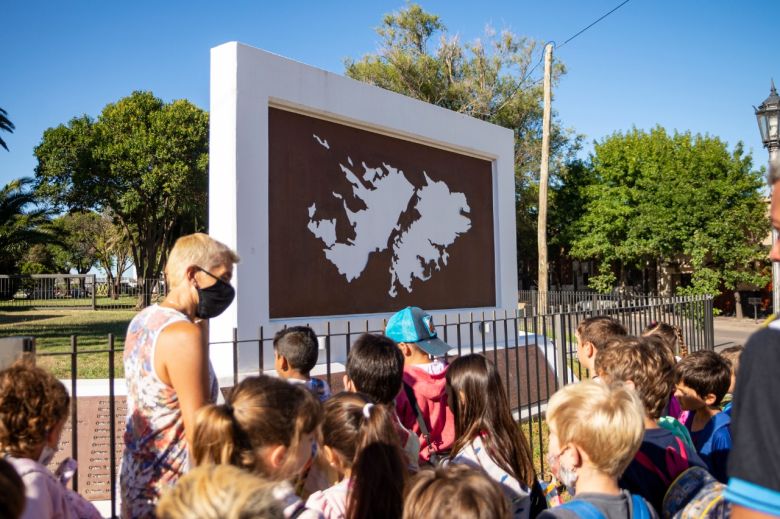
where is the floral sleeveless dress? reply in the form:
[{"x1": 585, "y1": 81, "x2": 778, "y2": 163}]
[{"x1": 120, "y1": 305, "x2": 218, "y2": 518}]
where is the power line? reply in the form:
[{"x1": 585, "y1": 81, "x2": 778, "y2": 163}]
[{"x1": 557, "y1": 0, "x2": 633, "y2": 50}]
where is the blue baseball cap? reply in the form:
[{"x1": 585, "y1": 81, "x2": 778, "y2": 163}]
[{"x1": 385, "y1": 307, "x2": 451, "y2": 357}]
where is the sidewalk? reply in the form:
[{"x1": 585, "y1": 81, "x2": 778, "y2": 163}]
[{"x1": 713, "y1": 316, "x2": 763, "y2": 351}]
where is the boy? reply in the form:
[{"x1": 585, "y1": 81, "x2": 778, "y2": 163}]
[
  {"x1": 575, "y1": 316, "x2": 627, "y2": 378},
  {"x1": 344, "y1": 333, "x2": 420, "y2": 470},
  {"x1": 274, "y1": 326, "x2": 331, "y2": 402},
  {"x1": 539, "y1": 381, "x2": 656, "y2": 519},
  {"x1": 595, "y1": 336, "x2": 706, "y2": 514},
  {"x1": 385, "y1": 306, "x2": 455, "y2": 464},
  {"x1": 674, "y1": 350, "x2": 732, "y2": 483},
  {"x1": 718, "y1": 345, "x2": 743, "y2": 416}
]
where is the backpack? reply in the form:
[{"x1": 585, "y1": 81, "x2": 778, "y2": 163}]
[
  {"x1": 662, "y1": 467, "x2": 730, "y2": 519},
  {"x1": 657, "y1": 417, "x2": 695, "y2": 452},
  {"x1": 557, "y1": 494, "x2": 651, "y2": 519},
  {"x1": 634, "y1": 436, "x2": 692, "y2": 487}
]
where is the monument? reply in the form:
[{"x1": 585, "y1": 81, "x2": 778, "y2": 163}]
[{"x1": 209, "y1": 42, "x2": 517, "y2": 377}]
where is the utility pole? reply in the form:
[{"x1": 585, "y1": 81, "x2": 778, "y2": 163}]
[{"x1": 537, "y1": 42, "x2": 553, "y2": 312}]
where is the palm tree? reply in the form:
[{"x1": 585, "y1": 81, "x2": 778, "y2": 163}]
[
  {"x1": 0, "y1": 178, "x2": 53, "y2": 275},
  {"x1": 0, "y1": 108, "x2": 14, "y2": 151}
]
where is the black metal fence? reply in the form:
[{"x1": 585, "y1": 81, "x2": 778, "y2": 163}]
[
  {"x1": 0, "y1": 275, "x2": 166, "y2": 310},
  {"x1": 22, "y1": 294, "x2": 713, "y2": 517}
]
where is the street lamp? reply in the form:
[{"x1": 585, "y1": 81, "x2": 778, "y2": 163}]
[{"x1": 755, "y1": 80, "x2": 780, "y2": 315}]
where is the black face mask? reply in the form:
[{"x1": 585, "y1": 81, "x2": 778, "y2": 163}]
[{"x1": 195, "y1": 268, "x2": 235, "y2": 319}]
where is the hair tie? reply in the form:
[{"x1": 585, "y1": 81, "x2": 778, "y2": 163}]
[
  {"x1": 362, "y1": 403, "x2": 374, "y2": 419},
  {"x1": 224, "y1": 403, "x2": 234, "y2": 415}
]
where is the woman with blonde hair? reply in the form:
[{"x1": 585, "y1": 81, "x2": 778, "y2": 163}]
[{"x1": 121, "y1": 233, "x2": 240, "y2": 518}]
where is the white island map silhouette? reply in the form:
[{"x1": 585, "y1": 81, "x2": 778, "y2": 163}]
[{"x1": 307, "y1": 134, "x2": 473, "y2": 297}]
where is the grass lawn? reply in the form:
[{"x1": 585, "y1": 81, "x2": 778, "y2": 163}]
[{"x1": 0, "y1": 308, "x2": 135, "y2": 378}]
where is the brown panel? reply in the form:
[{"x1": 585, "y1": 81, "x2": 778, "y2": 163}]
[{"x1": 268, "y1": 107, "x2": 496, "y2": 318}]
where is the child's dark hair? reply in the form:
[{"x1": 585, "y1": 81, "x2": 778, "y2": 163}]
[
  {"x1": 322, "y1": 392, "x2": 406, "y2": 519},
  {"x1": 274, "y1": 326, "x2": 320, "y2": 374},
  {"x1": 402, "y1": 464, "x2": 509, "y2": 519},
  {"x1": 675, "y1": 350, "x2": 731, "y2": 406},
  {"x1": 446, "y1": 354, "x2": 536, "y2": 487},
  {"x1": 0, "y1": 359, "x2": 70, "y2": 458},
  {"x1": 595, "y1": 336, "x2": 674, "y2": 420},
  {"x1": 345, "y1": 334, "x2": 403, "y2": 405},
  {"x1": 643, "y1": 321, "x2": 688, "y2": 357},
  {"x1": 0, "y1": 457, "x2": 24, "y2": 519},
  {"x1": 576, "y1": 316, "x2": 627, "y2": 350},
  {"x1": 193, "y1": 375, "x2": 322, "y2": 480}
]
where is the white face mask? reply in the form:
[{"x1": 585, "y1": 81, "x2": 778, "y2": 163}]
[
  {"x1": 38, "y1": 445, "x2": 56, "y2": 467},
  {"x1": 547, "y1": 450, "x2": 579, "y2": 495}
]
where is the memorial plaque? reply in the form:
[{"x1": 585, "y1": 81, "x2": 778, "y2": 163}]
[{"x1": 48, "y1": 396, "x2": 126, "y2": 501}]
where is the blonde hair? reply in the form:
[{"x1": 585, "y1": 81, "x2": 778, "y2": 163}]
[
  {"x1": 402, "y1": 464, "x2": 509, "y2": 519},
  {"x1": 192, "y1": 375, "x2": 322, "y2": 480},
  {"x1": 156, "y1": 464, "x2": 283, "y2": 519},
  {"x1": 164, "y1": 233, "x2": 240, "y2": 288},
  {"x1": 546, "y1": 381, "x2": 645, "y2": 479}
]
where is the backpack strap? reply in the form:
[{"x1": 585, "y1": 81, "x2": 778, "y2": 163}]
[
  {"x1": 557, "y1": 500, "x2": 607, "y2": 519},
  {"x1": 634, "y1": 450, "x2": 671, "y2": 486},
  {"x1": 630, "y1": 494, "x2": 651, "y2": 519},
  {"x1": 402, "y1": 381, "x2": 439, "y2": 460}
]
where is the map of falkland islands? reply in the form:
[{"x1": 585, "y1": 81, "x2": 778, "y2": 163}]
[{"x1": 307, "y1": 134, "x2": 472, "y2": 297}]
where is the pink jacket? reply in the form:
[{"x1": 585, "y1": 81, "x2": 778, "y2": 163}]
[{"x1": 396, "y1": 363, "x2": 455, "y2": 463}]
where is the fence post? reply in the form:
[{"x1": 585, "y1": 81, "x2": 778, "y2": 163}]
[
  {"x1": 91, "y1": 274, "x2": 96, "y2": 310},
  {"x1": 108, "y1": 333, "x2": 117, "y2": 519},
  {"x1": 554, "y1": 312, "x2": 568, "y2": 388},
  {"x1": 70, "y1": 335, "x2": 79, "y2": 492},
  {"x1": 232, "y1": 328, "x2": 239, "y2": 386}
]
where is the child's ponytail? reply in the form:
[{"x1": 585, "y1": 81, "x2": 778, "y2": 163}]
[
  {"x1": 321, "y1": 393, "x2": 406, "y2": 519},
  {"x1": 192, "y1": 403, "x2": 241, "y2": 467}
]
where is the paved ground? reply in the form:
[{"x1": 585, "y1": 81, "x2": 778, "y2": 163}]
[{"x1": 713, "y1": 316, "x2": 764, "y2": 351}]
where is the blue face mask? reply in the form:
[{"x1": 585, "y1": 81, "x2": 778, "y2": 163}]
[{"x1": 195, "y1": 268, "x2": 235, "y2": 319}]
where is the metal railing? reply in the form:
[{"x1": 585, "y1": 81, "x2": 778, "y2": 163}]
[
  {"x1": 0, "y1": 275, "x2": 166, "y2": 310},
  {"x1": 23, "y1": 293, "x2": 714, "y2": 517}
]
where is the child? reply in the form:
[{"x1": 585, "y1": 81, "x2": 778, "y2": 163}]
[
  {"x1": 306, "y1": 392, "x2": 406, "y2": 519},
  {"x1": 674, "y1": 350, "x2": 732, "y2": 483},
  {"x1": 446, "y1": 354, "x2": 539, "y2": 519},
  {"x1": 643, "y1": 321, "x2": 688, "y2": 358},
  {"x1": 403, "y1": 464, "x2": 510, "y2": 519},
  {"x1": 595, "y1": 337, "x2": 706, "y2": 514},
  {"x1": 275, "y1": 326, "x2": 331, "y2": 402},
  {"x1": 385, "y1": 306, "x2": 455, "y2": 464},
  {"x1": 157, "y1": 464, "x2": 283, "y2": 519},
  {"x1": 0, "y1": 360, "x2": 101, "y2": 519},
  {"x1": 343, "y1": 333, "x2": 420, "y2": 470},
  {"x1": 193, "y1": 374, "x2": 323, "y2": 519},
  {"x1": 539, "y1": 381, "x2": 656, "y2": 519},
  {"x1": 718, "y1": 345, "x2": 743, "y2": 415},
  {"x1": 575, "y1": 316, "x2": 627, "y2": 378}
]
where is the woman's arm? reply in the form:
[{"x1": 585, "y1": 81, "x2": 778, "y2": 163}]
[{"x1": 154, "y1": 320, "x2": 211, "y2": 447}]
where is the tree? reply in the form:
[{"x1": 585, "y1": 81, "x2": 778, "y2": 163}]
[
  {"x1": 34, "y1": 91, "x2": 208, "y2": 306},
  {"x1": 0, "y1": 178, "x2": 52, "y2": 272},
  {"x1": 569, "y1": 127, "x2": 769, "y2": 301},
  {"x1": 49, "y1": 211, "x2": 100, "y2": 275},
  {"x1": 0, "y1": 108, "x2": 14, "y2": 151},
  {"x1": 345, "y1": 4, "x2": 580, "y2": 288},
  {"x1": 92, "y1": 210, "x2": 133, "y2": 299}
]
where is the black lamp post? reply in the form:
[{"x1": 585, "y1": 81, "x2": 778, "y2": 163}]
[{"x1": 755, "y1": 81, "x2": 780, "y2": 315}]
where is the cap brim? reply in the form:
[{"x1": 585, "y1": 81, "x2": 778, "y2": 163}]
[{"x1": 415, "y1": 336, "x2": 453, "y2": 357}]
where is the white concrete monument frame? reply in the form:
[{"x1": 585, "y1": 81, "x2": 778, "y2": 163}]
[{"x1": 208, "y1": 42, "x2": 517, "y2": 378}]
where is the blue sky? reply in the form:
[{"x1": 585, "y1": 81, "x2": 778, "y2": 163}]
[{"x1": 2, "y1": 0, "x2": 778, "y2": 188}]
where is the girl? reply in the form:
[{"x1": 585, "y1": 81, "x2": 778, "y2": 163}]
[
  {"x1": 305, "y1": 392, "x2": 406, "y2": 519},
  {"x1": 446, "y1": 354, "x2": 540, "y2": 519},
  {"x1": 0, "y1": 360, "x2": 101, "y2": 519},
  {"x1": 192, "y1": 375, "x2": 323, "y2": 518}
]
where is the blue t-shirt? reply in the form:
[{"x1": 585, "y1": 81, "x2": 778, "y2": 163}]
[
  {"x1": 684, "y1": 411, "x2": 731, "y2": 483},
  {"x1": 619, "y1": 428, "x2": 706, "y2": 515}
]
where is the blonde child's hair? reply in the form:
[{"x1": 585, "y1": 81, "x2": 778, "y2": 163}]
[
  {"x1": 192, "y1": 375, "x2": 322, "y2": 480},
  {"x1": 546, "y1": 380, "x2": 645, "y2": 479},
  {"x1": 0, "y1": 359, "x2": 70, "y2": 458},
  {"x1": 402, "y1": 464, "x2": 509, "y2": 519},
  {"x1": 156, "y1": 464, "x2": 283, "y2": 519},
  {"x1": 164, "y1": 233, "x2": 240, "y2": 288},
  {"x1": 719, "y1": 345, "x2": 744, "y2": 377}
]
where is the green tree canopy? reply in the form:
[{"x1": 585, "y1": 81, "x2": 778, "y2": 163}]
[
  {"x1": 0, "y1": 108, "x2": 14, "y2": 151},
  {"x1": 345, "y1": 4, "x2": 580, "y2": 287},
  {"x1": 0, "y1": 178, "x2": 53, "y2": 273},
  {"x1": 34, "y1": 91, "x2": 208, "y2": 304},
  {"x1": 569, "y1": 127, "x2": 768, "y2": 295}
]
